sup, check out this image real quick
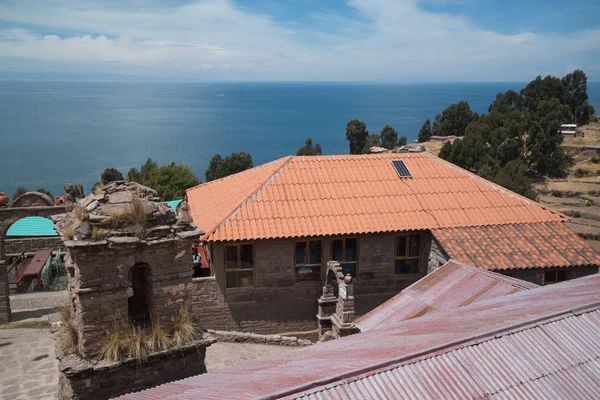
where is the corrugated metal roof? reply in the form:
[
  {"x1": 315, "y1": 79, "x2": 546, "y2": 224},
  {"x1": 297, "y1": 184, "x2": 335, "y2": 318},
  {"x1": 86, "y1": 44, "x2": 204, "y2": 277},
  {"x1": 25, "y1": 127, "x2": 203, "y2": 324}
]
[
  {"x1": 118, "y1": 273, "x2": 600, "y2": 400},
  {"x1": 164, "y1": 199, "x2": 182, "y2": 210},
  {"x1": 433, "y1": 223, "x2": 600, "y2": 270},
  {"x1": 355, "y1": 260, "x2": 538, "y2": 332},
  {"x1": 6, "y1": 216, "x2": 58, "y2": 237},
  {"x1": 186, "y1": 153, "x2": 567, "y2": 243},
  {"x1": 295, "y1": 309, "x2": 600, "y2": 400}
]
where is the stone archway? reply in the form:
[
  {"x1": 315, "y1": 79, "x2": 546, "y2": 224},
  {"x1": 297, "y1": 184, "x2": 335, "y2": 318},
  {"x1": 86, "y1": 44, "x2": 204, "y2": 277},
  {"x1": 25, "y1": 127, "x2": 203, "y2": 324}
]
[
  {"x1": 0, "y1": 193, "x2": 66, "y2": 324},
  {"x1": 316, "y1": 261, "x2": 358, "y2": 339}
]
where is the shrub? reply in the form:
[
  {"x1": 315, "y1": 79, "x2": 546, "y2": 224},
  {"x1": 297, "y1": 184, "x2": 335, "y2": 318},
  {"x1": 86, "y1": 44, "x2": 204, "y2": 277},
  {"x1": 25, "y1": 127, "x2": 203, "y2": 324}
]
[
  {"x1": 102, "y1": 197, "x2": 147, "y2": 238},
  {"x1": 90, "y1": 226, "x2": 105, "y2": 241},
  {"x1": 591, "y1": 156, "x2": 599, "y2": 164},
  {"x1": 574, "y1": 168, "x2": 590, "y2": 178}
]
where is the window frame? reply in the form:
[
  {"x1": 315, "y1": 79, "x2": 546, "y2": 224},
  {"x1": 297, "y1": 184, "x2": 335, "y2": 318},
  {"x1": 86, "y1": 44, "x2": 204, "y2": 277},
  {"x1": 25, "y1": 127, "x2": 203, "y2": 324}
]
[
  {"x1": 294, "y1": 239, "x2": 323, "y2": 282},
  {"x1": 330, "y1": 237, "x2": 359, "y2": 278},
  {"x1": 544, "y1": 269, "x2": 571, "y2": 285},
  {"x1": 394, "y1": 233, "x2": 421, "y2": 275},
  {"x1": 223, "y1": 242, "x2": 255, "y2": 288}
]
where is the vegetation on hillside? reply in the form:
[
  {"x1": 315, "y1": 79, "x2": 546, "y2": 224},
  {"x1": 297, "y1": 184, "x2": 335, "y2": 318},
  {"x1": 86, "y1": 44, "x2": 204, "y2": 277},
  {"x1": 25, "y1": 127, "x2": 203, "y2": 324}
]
[
  {"x1": 205, "y1": 152, "x2": 253, "y2": 182},
  {"x1": 433, "y1": 70, "x2": 596, "y2": 199}
]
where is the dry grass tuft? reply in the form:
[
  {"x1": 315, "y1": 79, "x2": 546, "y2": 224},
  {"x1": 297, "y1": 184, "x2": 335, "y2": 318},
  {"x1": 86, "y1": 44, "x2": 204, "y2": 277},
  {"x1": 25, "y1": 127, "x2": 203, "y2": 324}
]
[
  {"x1": 73, "y1": 204, "x2": 86, "y2": 221},
  {"x1": 99, "y1": 326, "x2": 126, "y2": 362},
  {"x1": 102, "y1": 197, "x2": 147, "y2": 238},
  {"x1": 58, "y1": 303, "x2": 79, "y2": 354},
  {"x1": 149, "y1": 316, "x2": 173, "y2": 353},
  {"x1": 172, "y1": 306, "x2": 198, "y2": 347},
  {"x1": 93, "y1": 182, "x2": 105, "y2": 195},
  {"x1": 63, "y1": 225, "x2": 75, "y2": 240},
  {"x1": 126, "y1": 324, "x2": 150, "y2": 363},
  {"x1": 90, "y1": 226, "x2": 105, "y2": 241}
]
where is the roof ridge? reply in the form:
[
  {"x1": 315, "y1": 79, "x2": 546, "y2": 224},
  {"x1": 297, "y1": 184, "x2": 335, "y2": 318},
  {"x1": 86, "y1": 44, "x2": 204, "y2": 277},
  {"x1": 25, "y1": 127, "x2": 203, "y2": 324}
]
[
  {"x1": 422, "y1": 152, "x2": 569, "y2": 221},
  {"x1": 270, "y1": 300, "x2": 600, "y2": 400},
  {"x1": 204, "y1": 156, "x2": 293, "y2": 239},
  {"x1": 187, "y1": 156, "x2": 289, "y2": 192},
  {"x1": 446, "y1": 259, "x2": 538, "y2": 290}
]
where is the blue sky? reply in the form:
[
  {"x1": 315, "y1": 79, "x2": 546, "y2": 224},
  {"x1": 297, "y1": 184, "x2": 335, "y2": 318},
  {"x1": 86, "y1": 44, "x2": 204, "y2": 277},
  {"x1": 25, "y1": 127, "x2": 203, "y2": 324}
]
[{"x1": 0, "y1": 0, "x2": 599, "y2": 81}]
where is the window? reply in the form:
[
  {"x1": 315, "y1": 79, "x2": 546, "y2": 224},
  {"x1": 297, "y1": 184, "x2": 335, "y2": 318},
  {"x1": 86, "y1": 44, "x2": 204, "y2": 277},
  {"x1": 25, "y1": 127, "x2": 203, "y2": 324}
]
[
  {"x1": 395, "y1": 234, "x2": 420, "y2": 274},
  {"x1": 331, "y1": 238, "x2": 358, "y2": 278},
  {"x1": 544, "y1": 270, "x2": 571, "y2": 285},
  {"x1": 295, "y1": 240, "x2": 322, "y2": 282},
  {"x1": 224, "y1": 243, "x2": 254, "y2": 288}
]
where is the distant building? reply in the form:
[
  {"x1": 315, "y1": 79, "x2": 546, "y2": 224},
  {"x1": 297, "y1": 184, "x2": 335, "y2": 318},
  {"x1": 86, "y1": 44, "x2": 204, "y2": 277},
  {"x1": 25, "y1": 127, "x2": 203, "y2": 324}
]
[
  {"x1": 430, "y1": 135, "x2": 457, "y2": 143},
  {"x1": 560, "y1": 123, "x2": 582, "y2": 136},
  {"x1": 367, "y1": 146, "x2": 387, "y2": 154}
]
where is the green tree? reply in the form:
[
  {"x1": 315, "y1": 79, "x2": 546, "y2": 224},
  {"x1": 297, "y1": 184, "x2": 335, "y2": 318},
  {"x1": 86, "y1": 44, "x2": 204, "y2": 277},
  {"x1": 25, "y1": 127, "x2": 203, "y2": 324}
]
[
  {"x1": 12, "y1": 186, "x2": 28, "y2": 201},
  {"x1": 488, "y1": 90, "x2": 523, "y2": 114},
  {"x1": 489, "y1": 160, "x2": 537, "y2": 200},
  {"x1": 527, "y1": 99, "x2": 572, "y2": 177},
  {"x1": 127, "y1": 167, "x2": 143, "y2": 183},
  {"x1": 562, "y1": 70, "x2": 595, "y2": 125},
  {"x1": 140, "y1": 158, "x2": 159, "y2": 181},
  {"x1": 380, "y1": 125, "x2": 398, "y2": 149},
  {"x1": 205, "y1": 152, "x2": 253, "y2": 182},
  {"x1": 345, "y1": 119, "x2": 369, "y2": 154},
  {"x1": 296, "y1": 138, "x2": 323, "y2": 156},
  {"x1": 100, "y1": 167, "x2": 125, "y2": 184},
  {"x1": 398, "y1": 136, "x2": 408, "y2": 146},
  {"x1": 146, "y1": 163, "x2": 200, "y2": 200},
  {"x1": 431, "y1": 101, "x2": 475, "y2": 137},
  {"x1": 66, "y1": 184, "x2": 85, "y2": 202},
  {"x1": 520, "y1": 75, "x2": 565, "y2": 116},
  {"x1": 417, "y1": 119, "x2": 432, "y2": 142},
  {"x1": 362, "y1": 134, "x2": 381, "y2": 153}
]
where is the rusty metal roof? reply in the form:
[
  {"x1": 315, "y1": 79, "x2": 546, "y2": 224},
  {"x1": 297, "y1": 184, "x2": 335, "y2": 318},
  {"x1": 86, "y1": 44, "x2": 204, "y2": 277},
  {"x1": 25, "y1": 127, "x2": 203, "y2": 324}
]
[
  {"x1": 355, "y1": 260, "x2": 538, "y2": 332},
  {"x1": 118, "y1": 273, "x2": 600, "y2": 400},
  {"x1": 433, "y1": 222, "x2": 600, "y2": 271},
  {"x1": 186, "y1": 153, "x2": 566, "y2": 242}
]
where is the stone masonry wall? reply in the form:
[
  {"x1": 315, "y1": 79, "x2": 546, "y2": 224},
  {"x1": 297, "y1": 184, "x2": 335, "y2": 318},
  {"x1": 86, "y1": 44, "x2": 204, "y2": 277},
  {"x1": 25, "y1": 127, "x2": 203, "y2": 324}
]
[
  {"x1": 66, "y1": 236, "x2": 196, "y2": 357},
  {"x1": 57, "y1": 338, "x2": 213, "y2": 400},
  {"x1": 427, "y1": 237, "x2": 449, "y2": 274},
  {"x1": 5, "y1": 236, "x2": 62, "y2": 255},
  {"x1": 189, "y1": 232, "x2": 430, "y2": 334},
  {"x1": 506, "y1": 266, "x2": 599, "y2": 286},
  {"x1": 0, "y1": 261, "x2": 10, "y2": 324}
]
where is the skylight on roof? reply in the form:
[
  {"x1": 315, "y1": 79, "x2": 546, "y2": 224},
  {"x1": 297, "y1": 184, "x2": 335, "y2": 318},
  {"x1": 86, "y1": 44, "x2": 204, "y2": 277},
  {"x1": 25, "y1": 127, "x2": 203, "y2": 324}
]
[{"x1": 391, "y1": 160, "x2": 412, "y2": 178}]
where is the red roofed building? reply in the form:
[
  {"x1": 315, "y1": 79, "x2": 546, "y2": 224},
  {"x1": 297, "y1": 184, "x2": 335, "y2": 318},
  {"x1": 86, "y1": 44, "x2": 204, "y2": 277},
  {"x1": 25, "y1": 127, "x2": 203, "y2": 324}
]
[{"x1": 185, "y1": 153, "x2": 600, "y2": 335}]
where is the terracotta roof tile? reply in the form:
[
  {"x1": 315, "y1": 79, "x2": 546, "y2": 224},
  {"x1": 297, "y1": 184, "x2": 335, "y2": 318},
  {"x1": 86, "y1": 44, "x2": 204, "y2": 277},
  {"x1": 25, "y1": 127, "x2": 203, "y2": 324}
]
[
  {"x1": 433, "y1": 222, "x2": 600, "y2": 271},
  {"x1": 187, "y1": 153, "x2": 569, "y2": 242}
]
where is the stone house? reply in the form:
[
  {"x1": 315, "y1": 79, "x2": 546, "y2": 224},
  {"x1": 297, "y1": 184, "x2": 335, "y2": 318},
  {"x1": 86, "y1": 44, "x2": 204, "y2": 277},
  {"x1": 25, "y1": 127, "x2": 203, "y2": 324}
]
[{"x1": 186, "y1": 153, "x2": 600, "y2": 335}]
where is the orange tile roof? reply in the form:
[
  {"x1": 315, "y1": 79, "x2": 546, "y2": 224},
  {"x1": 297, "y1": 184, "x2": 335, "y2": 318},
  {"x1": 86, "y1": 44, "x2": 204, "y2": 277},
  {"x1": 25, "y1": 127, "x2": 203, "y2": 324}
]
[
  {"x1": 433, "y1": 222, "x2": 600, "y2": 270},
  {"x1": 187, "y1": 153, "x2": 568, "y2": 242}
]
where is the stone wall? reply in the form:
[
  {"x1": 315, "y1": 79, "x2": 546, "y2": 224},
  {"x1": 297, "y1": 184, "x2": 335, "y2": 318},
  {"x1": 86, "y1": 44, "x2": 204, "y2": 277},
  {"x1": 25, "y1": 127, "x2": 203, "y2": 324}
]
[
  {"x1": 57, "y1": 337, "x2": 214, "y2": 400},
  {"x1": 5, "y1": 236, "x2": 62, "y2": 255},
  {"x1": 427, "y1": 237, "x2": 449, "y2": 274},
  {"x1": 66, "y1": 235, "x2": 197, "y2": 356},
  {"x1": 0, "y1": 261, "x2": 10, "y2": 324},
  {"x1": 505, "y1": 266, "x2": 599, "y2": 286},
  {"x1": 189, "y1": 232, "x2": 430, "y2": 334}
]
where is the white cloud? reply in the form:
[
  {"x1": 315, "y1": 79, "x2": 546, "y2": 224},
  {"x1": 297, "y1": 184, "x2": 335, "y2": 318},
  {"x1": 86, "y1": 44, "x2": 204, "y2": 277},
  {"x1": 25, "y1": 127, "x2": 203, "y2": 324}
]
[{"x1": 0, "y1": 0, "x2": 598, "y2": 81}]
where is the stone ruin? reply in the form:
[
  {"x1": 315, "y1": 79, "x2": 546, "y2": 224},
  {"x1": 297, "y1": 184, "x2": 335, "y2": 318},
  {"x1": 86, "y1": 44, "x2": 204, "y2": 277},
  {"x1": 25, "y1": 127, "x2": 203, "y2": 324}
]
[
  {"x1": 51, "y1": 181, "x2": 214, "y2": 400},
  {"x1": 317, "y1": 261, "x2": 359, "y2": 340}
]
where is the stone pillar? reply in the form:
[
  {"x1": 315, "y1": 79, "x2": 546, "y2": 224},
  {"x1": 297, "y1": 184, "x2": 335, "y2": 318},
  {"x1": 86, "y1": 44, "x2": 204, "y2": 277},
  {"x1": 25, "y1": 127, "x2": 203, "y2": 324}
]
[
  {"x1": 331, "y1": 273, "x2": 359, "y2": 337},
  {"x1": 0, "y1": 260, "x2": 10, "y2": 324}
]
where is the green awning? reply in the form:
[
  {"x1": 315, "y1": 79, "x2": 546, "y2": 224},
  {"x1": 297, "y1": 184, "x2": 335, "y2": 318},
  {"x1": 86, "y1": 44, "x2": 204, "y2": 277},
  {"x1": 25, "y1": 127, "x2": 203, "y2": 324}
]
[{"x1": 6, "y1": 216, "x2": 58, "y2": 237}]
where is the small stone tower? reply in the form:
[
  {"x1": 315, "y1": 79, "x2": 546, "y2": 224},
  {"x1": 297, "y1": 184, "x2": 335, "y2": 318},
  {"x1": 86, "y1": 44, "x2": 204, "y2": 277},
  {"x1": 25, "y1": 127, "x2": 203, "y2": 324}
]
[{"x1": 53, "y1": 181, "x2": 202, "y2": 357}]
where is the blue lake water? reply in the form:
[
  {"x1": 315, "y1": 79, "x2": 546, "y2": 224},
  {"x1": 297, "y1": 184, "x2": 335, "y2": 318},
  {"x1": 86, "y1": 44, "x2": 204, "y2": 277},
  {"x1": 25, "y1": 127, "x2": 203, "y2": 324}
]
[{"x1": 1, "y1": 81, "x2": 599, "y2": 199}]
